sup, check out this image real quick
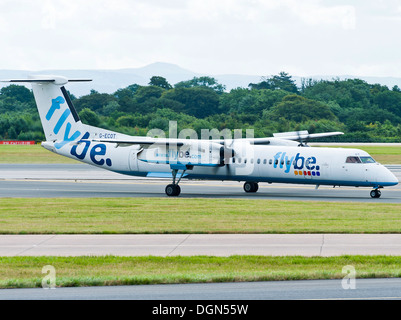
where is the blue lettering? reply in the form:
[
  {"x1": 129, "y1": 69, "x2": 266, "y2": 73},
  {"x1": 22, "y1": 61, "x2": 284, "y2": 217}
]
[
  {"x1": 70, "y1": 133, "x2": 112, "y2": 167},
  {"x1": 294, "y1": 153, "x2": 305, "y2": 170},
  {"x1": 53, "y1": 109, "x2": 71, "y2": 134},
  {"x1": 90, "y1": 144, "x2": 107, "y2": 165},
  {"x1": 273, "y1": 151, "x2": 320, "y2": 175},
  {"x1": 273, "y1": 152, "x2": 282, "y2": 168},
  {"x1": 54, "y1": 123, "x2": 81, "y2": 149},
  {"x1": 280, "y1": 152, "x2": 286, "y2": 169},
  {"x1": 306, "y1": 157, "x2": 316, "y2": 171},
  {"x1": 285, "y1": 155, "x2": 295, "y2": 173},
  {"x1": 70, "y1": 132, "x2": 91, "y2": 159},
  {"x1": 46, "y1": 96, "x2": 65, "y2": 121}
]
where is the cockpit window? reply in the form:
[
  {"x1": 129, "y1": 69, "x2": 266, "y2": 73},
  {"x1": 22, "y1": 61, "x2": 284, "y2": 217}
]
[
  {"x1": 360, "y1": 156, "x2": 376, "y2": 164},
  {"x1": 346, "y1": 156, "x2": 361, "y2": 163}
]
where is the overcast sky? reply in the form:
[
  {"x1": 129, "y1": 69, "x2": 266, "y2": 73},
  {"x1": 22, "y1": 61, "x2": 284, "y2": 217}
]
[{"x1": 1, "y1": 0, "x2": 401, "y2": 78}]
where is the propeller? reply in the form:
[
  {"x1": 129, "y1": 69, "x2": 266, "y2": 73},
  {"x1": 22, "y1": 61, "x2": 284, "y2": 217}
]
[
  {"x1": 210, "y1": 140, "x2": 235, "y2": 175},
  {"x1": 297, "y1": 131, "x2": 311, "y2": 147}
]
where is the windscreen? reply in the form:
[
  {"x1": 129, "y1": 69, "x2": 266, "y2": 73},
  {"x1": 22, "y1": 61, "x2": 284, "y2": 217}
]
[
  {"x1": 346, "y1": 156, "x2": 361, "y2": 163},
  {"x1": 360, "y1": 156, "x2": 376, "y2": 164}
]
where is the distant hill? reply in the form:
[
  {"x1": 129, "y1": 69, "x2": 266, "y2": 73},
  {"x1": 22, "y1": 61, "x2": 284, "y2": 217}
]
[{"x1": 1, "y1": 62, "x2": 401, "y2": 97}]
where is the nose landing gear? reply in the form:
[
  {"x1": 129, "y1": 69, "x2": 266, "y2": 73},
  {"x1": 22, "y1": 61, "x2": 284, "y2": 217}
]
[{"x1": 370, "y1": 189, "x2": 382, "y2": 198}]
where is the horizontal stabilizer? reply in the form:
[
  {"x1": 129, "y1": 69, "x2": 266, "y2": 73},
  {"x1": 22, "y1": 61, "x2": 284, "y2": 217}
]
[
  {"x1": 1, "y1": 79, "x2": 54, "y2": 83},
  {"x1": 0, "y1": 76, "x2": 92, "y2": 85}
]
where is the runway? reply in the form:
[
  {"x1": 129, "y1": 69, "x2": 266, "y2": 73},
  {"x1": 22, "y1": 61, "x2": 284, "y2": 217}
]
[
  {"x1": 1, "y1": 234, "x2": 401, "y2": 257},
  {"x1": 2, "y1": 278, "x2": 401, "y2": 300},
  {"x1": 0, "y1": 164, "x2": 400, "y2": 202}
]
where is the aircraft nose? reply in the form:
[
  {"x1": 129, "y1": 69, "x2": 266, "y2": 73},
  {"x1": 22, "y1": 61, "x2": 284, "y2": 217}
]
[{"x1": 383, "y1": 166, "x2": 399, "y2": 186}]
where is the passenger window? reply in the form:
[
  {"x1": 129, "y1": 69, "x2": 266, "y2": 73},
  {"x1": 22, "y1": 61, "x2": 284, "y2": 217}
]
[
  {"x1": 346, "y1": 156, "x2": 361, "y2": 163},
  {"x1": 257, "y1": 159, "x2": 260, "y2": 164},
  {"x1": 268, "y1": 159, "x2": 272, "y2": 165}
]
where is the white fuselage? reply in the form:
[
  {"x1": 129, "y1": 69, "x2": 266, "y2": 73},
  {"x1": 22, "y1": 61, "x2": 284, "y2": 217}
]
[{"x1": 43, "y1": 136, "x2": 398, "y2": 189}]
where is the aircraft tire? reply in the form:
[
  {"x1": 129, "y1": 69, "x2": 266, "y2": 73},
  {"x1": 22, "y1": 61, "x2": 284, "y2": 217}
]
[
  {"x1": 244, "y1": 182, "x2": 258, "y2": 193},
  {"x1": 165, "y1": 184, "x2": 181, "y2": 197},
  {"x1": 370, "y1": 189, "x2": 381, "y2": 198},
  {"x1": 253, "y1": 182, "x2": 259, "y2": 193}
]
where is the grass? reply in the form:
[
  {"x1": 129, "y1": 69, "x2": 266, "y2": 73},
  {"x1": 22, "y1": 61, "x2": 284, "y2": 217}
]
[
  {"x1": 1, "y1": 255, "x2": 401, "y2": 289},
  {"x1": 0, "y1": 198, "x2": 401, "y2": 234},
  {"x1": 0, "y1": 144, "x2": 400, "y2": 164},
  {"x1": 0, "y1": 145, "x2": 76, "y2": 164}
]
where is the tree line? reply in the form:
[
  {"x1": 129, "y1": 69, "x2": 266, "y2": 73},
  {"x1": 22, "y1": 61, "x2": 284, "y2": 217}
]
[{"x1": 0, "y1": 72, "x2": 401, "y2": 142}]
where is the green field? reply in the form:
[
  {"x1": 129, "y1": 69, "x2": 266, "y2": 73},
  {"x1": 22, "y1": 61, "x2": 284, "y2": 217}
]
[
  {"x1": 0, "y1": 144, "x2": 400, "y2": 164},
  {"x1": 0, "y1": 198, "x2": 400, "y2": 234},
  {"x1": 1, "y1": 255, "x2": 401, "y2": 289},
  {"x1": 0, "y1": 145, "x2": 76, "y2": 164}
]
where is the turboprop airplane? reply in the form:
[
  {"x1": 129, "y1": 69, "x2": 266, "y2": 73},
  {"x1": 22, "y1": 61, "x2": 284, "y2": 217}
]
[{"x1": 1, "y1": 75, "x2": 398, "y2": 198}]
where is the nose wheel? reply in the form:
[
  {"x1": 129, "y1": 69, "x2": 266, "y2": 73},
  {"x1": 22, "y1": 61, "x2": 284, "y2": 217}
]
[{"x1": 370, "y1": 189, "x2": 381, "y2": 198}]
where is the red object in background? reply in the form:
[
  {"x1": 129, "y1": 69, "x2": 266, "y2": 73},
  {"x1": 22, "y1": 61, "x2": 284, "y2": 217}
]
[{"x1": 0, "y1": 141, "x2": 35, "y2": 145}]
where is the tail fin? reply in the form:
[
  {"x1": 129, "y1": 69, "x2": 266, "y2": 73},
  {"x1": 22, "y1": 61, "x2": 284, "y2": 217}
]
[{"x1": 1, "y1": 76, "x2": 92, "y2": 149}]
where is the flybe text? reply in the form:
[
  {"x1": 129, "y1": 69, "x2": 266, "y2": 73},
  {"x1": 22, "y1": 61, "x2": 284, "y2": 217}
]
[
  {"x1": 273, "y1": 152, "x2": 320, "y2": 175},
  {"x1": 46, "y1": 96, "x2": 112, "y2": 167},
  {"x1": 156, "y1": 150, "x2": 201, "y2": 160},
  {"x1": 47, "y1": 96, "x2": 81, "y2": 149}
]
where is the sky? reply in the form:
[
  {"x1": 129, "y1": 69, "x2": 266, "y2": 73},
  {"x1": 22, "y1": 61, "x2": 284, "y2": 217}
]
[{"x1": 1, "y1": 0, "x2": 401, "y2": 78}]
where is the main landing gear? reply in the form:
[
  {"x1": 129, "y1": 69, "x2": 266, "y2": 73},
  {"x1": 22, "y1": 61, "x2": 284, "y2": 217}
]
[
  {"x1": 370, "y1": 189, "x2": 382, "y2": 199},
  {"x1": 165, "y1": 169, "x2": 186, "y2": 197},
  {"x1": 243, "y1": 181, "x2": 259, "y2": 193}
]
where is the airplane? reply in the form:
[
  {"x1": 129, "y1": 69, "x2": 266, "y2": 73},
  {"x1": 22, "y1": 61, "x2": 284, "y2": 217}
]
[{"x1": 1, "y1": 75, "x2": 398, "y2": 198}]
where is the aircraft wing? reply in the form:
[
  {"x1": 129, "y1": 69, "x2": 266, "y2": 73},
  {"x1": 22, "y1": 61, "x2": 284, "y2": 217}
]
[
  {"x1": 212, "y1": 138, "x2": 272, "y2": 145},
  {"x1": 272, "y1": 130, "x2": 344, "y2": 141},
  {"x1": 95, "y1": 130, "x2": 343, "y2": 147},
  {"x1": 94, "y1": 138, "x2": 185, "y2": 147},
  {"x1": 211, "y1": 131, "x2": 343, "y2": 146}
]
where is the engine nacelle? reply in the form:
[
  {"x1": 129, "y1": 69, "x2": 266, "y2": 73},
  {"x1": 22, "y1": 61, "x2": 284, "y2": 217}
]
[{"x1": 138, "y1": 141, "x2": 233, "y2": 167}]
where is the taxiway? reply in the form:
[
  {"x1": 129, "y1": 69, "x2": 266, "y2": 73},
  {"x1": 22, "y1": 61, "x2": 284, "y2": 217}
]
[{"x1": 0, "y1": 164, "x2": 400, "y2": 202}]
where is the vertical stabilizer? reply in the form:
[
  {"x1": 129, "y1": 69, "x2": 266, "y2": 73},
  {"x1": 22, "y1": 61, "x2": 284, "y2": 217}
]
[{"x1": 1, "y1": 76, "x2": 91, "y2": 149}]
